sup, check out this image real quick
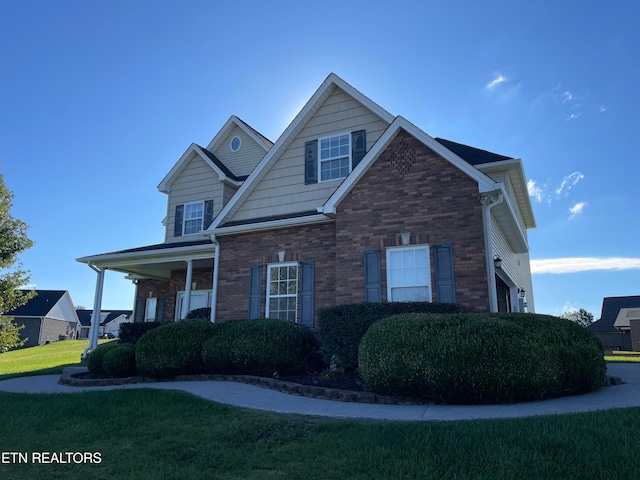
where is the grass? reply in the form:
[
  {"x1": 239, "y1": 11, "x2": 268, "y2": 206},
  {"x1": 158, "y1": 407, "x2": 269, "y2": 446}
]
[
  {"x1": 605, "y1": 351, "x2": 640, "y2": 363},
  {"x1": 1, "y1": 388, "x2": 640, "y2": 479},
  {"x1": 0, "y1": 339, "x2": 113, "y2": 380}
]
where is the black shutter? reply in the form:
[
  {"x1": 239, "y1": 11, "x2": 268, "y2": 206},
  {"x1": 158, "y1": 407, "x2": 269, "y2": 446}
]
[
  {"x1": 248, "y1": 265, "x2": 263, "y2": 319},
  {"x1": 351, "y1": 130, "x2": 366, "y2": 168},
  {"x1": 300, "y1": 261, "x2": 315, "y2": 327},
  {"x1": 155, "y1": 298, "x2": 165, "y2": 322},
  {"x1": 304, "y1": 140, "x2": 318, "y2": 184},
  {"x1": 203, "y1": 200, "x2": 214, "y2": 229},
  {"x1": 364, "y1": 250, "x2": 382, "y2": 302},
  {"x1": 174, "y1": 205, "x2": 184, "y2": 237},
  {"x1": 134, "y1": 299, "x2": 144, "y2": 322},
  {"x1": 434, "y1": 244, "x2": 456, "y2": 303}
]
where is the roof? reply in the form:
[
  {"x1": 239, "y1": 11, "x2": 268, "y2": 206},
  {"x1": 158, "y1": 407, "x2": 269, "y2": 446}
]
[
  {"x1": 434, "y1": 138, "x2": 513, "y2": 165},
  {"x1": 588, "y1": 295, "x2": 640, "y2": 332},
  {"x1": 613, "y1": 307, "x2": 640, "y2": 329},
  {"x1": 196, "y1": 145, "x2": 248, "y2": 182},
  {"x1": 76, "y1": 309, "x2": 133, "y2": 327},
  {"x1": 80, "y1": 239, "x2": 212, "y2": 258},
  {"x1": 4, "y1": 290, "x2": 67, "y2": 317}
]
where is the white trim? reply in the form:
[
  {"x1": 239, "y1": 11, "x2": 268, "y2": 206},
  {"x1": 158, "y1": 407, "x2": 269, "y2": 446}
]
[
  {"x1": 318, "y1": 131, "x2": 352, "y2": 182},
  {"x1": 76, "y1": 242, "x2": 216, "y2": 267},
  {"x1": 208, "y1": 73, "x2": 395, "y2": 233},
  {"x1": 213, "y1": 214, "x2": 333, "y2": 236},
  {"x1": 145, "y1": 297, "x2": 157, "y2": 322},
  {"x1": 205, "y1": 115, "x2": 272, "y2": 153},
  {"x1": 174, "y1": 289, "x2": 212, "y2": 321},
  {"x1": 385, "y1": 244, "x2": 433, "y2": 303},
  {"x1": 265, "y1": 262, "x2": 299, "y2": 322},
  {"x1": 229, "y1": 135, "x2": 242, "y2": 152},
  {"x1": 182, "y1": 201, "x2": 205, "y2": 236}
]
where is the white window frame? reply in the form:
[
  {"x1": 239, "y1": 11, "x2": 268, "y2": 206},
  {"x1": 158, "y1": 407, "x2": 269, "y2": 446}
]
[
  {"x1": 266, "y1": 262, "x2": 299, "y2": 322},
  {"x1": 175, "y1": 290, "x2": 212, "y2": 321},
  {"x1": 386, "y1": 245, "x2": 432, "y2": 303},
  {"x1": 183, "y1": 201, "x2": 204, "y2": 236},
  {"x1": 145, "y1": 298, "x2": 157, "y2": 322},
  {"x1": 318, "y1": 132, "x2": 351, "y2": 182}
]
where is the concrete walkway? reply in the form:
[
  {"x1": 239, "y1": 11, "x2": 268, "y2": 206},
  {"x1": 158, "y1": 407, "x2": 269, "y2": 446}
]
[{"x1": 0, "y1": 363, "x2": 638, "y2": 421}]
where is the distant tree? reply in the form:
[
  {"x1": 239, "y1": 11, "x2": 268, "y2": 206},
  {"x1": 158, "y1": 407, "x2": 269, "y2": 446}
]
[
  {"x1": 0, "y1": 172, "x2": 35, "y2": 352},
  {"x1": 562, "y1": 308, "x2": 595, "y2": 327},
  {"x1": 0, "y1": 319, "x2": 26, "y2": 352}
]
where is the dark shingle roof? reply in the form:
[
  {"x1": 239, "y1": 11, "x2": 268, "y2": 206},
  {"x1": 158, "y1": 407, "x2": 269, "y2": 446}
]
[
  {"x1": 435, "y1": 138, "x2": 513, "y2": 165},
  {"x1": 234, "y1": 117, "x2": 274, "y2": 148},
  {"x1": 4, "y1": 290, "x2": 67, "y2": 317},
  {"x1": 588, "y1": 296, "x2": 640, "y2": 332},
  {"x1": 88, "y1": 239, "x2": 213, "y2": 257},
  {"x1": 196, "y1": 145, "x2": 249, "y2": 182},
  {"x1": 76, "y1": 309, "x2": 133, "y2": 327}
]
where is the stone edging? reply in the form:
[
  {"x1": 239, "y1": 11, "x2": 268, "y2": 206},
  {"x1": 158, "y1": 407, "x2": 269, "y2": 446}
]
[{"x1": 59, "y1": 372, "x2": 428, "y2": 405}]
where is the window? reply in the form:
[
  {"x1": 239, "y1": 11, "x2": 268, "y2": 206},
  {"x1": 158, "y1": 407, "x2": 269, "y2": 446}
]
[
  {"x1": 266, "y1": 263, "x2": 298, "y2": 321},
  {"x1": 230, "y1": 135, "x2": 242, "y2": 152},
  {"x1": 319, "y1": 133, "x2": 350, "y2": 181},
  {"x1": 175, "y1": 290, "x2": 212, "y2": 320},
  {"x1": 183, "y1": 201, "x2": 204, "y2": 235},
  {"x1": 145, "y1": 298, "x2": 157, "y2": 322},
  {"x1": 386, "y1": 245, "x2": 432, "y2": 302}
]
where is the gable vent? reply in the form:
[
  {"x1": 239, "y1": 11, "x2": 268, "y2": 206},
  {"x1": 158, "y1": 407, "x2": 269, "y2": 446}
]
[{"x1": 389, "y1": 137, "x2": 417, "y2": 178}]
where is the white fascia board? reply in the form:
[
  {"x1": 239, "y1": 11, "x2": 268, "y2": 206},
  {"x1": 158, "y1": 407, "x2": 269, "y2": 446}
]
[
  {"x1": 205, "y1": 115, "x2": 271, "y2": 153},
  {"x1": 76, "y1": 242, "x2": 216, "y2": 268},
  {"x1": 212, "y1": 214, "x2": 333, "y2": 236},
  {"x1": 207, "y1": 73, "x2": 396, "y2": 232},
  {"x1": 495, "y1": 184, "x2": 529, "y2": 253},
  {"x1": 322, "y1": 117, "x2": 497, "y2": 214}
]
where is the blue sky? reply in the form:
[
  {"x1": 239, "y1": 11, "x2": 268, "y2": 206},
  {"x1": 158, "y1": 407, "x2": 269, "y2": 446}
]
[{"x1": 1, "y1": 0, "x2": 639, "y2": 318}]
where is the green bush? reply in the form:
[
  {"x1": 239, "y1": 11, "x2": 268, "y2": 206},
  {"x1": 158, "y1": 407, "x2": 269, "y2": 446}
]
[
  {"x1": 119, "y1": 321, "x2": 164, "y2": 345},
  {"x1": 87, "y1": 341, "x2": 122, "y2": 374},
  {"x1": 358, "y1": 313, "x2": 605, "y2": 404},
  {"x1": 185, "y1": 308, "x2": 211, "y2": 320},
  {"x1": 136, "y1": 319, "x2": 218, "y2": 378},
  {"x1": 102, "y1": 344, "x2": 137, "y2": 378},
  {"x1": 202, "y1": 319, "x2": 317, "y2": 376},
  {"x1": 318, "y1": 302, "x2": 463, "y2": 371}
]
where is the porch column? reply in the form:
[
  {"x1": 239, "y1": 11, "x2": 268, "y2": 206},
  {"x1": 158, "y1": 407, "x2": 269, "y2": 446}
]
[
  {"x1": 83, "y1": 264, "x2": 105, "y2": 359},
  {"x1": 182, "y1": 259, "x2": 193, "y2": 319}
]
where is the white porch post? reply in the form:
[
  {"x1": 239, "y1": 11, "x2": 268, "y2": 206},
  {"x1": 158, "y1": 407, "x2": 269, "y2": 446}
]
[
  {"x1": 83, "y1": 263, "x2": 105, "y2": 359},
  {"x1": 182, "y1": 259, "x2": 193, "y2": 319}
]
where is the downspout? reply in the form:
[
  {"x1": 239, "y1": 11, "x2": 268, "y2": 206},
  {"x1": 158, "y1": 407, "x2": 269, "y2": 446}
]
[
  {"x1": 82, "y1": 262, "x2": 105, "y2": 360},
  {"x1": 210, "y1": 235, "x2": 220, "y2": 323},
  {"x1": 482, "y1": 189, "x2": 504, "y2": 312}
]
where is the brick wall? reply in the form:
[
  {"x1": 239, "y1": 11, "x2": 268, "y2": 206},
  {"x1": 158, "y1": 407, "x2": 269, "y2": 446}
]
[{"x1": 334, "y1": 129, "x2": 489, "y2": 311}]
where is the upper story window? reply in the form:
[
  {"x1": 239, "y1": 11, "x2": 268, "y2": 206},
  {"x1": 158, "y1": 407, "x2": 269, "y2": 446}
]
[
  {"x1": 230, "y1": 135, "x2": 242, "y2": 152},
  {"x1": 319, "y1": 133, "x2": 351, "y2": 181},
  {"x1": 174, "y1": 199, "x2": 214, "y2": 237}
]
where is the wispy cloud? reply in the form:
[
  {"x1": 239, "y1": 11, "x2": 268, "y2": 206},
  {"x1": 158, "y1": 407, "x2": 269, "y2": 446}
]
[
  {"x1": 555, "y1": 172, "x2": 584, "y2": 196},
  {"x1": 531, "y1": 257, "x2": 640, "y2": 274},
  {"x1": 599, "y1": 105, "x2": 608, "y2": 113},
  {"x1": 562, "y1": 91, "x2": 574, "y2": 103},
  {"x1": 566, "y1": 112, "x2": 581, "y2": 121},
  {"x1": 568, "y1": 201, "x2": 587, "y2": 219},
  {"x1": 19, "y1": 283, "x2": 37, "y2": 290},
  {"x1": 486, "y1": 74, "x2": 507, "y2": 89},
  {"x1": 527, "y1": 179, "x2": 544, "y2": 203}
]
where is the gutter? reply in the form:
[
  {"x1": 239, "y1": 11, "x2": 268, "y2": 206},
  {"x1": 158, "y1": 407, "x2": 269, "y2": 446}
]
[
  {"x1": 482, "y1": 188, "x2": 504, "y2": 312},
  {"x1": 209, "y1": 235, "x2": 220, "y2": 323}
]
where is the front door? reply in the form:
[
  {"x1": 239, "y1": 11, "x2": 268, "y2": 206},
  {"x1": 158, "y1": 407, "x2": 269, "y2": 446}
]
[{"x1": 496, "y1": 275, "x2": 511, "y2": 313}]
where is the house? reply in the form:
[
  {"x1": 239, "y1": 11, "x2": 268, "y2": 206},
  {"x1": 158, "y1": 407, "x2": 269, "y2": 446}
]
[
  {"x1": 2, "y1": 290, "x2": 79, "y2": 347},
  {"x1": 588, "y1": 295, "x2": 640, "y2": 351},
  {"x1": 75, "y1": 309, "x2": 133, "y2": 339},
  {"x1": 77, "y1": 73, "x2": 536, "y2": 352}
]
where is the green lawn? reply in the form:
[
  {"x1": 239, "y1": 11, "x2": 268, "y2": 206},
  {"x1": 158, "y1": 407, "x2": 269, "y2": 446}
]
[{"x1": 0, "y1": 339, "x2": 113, "y2": 380}]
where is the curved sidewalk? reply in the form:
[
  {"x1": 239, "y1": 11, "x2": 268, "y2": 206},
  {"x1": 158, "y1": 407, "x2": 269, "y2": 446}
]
[{"x1": 0, "y1": 363, "x2": 638, "y2": 421}]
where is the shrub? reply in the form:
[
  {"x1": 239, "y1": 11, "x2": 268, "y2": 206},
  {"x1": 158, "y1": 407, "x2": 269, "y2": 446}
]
[
  {"x1": 317, "y1": 302, "x2": 463, "y2": 371},
  {"x1": 87, "y1": 341, "x2": 122, "y2": 374},
  {"x1": 358, "y1": 313, "x2": 605, "y2": 404},
  {"x1": 102, "y1": 344, "x2": 137, "y2": 378},
  {"x1": 202, "y1": 319, "x2": 317, "y2": 376},
  {"x1": 185, "y1": 308, "x2": 211, "y2": 320},
  {"x1": 136, "y1": 319, "x2": 218, "y2": 378},
  {"x1": 119, "y1": 321, "x2": 164, "y2": 345}
]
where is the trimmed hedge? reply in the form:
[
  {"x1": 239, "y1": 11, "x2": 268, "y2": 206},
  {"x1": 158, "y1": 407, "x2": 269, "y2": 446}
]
[
  {"x1": 318, "y1": 302, "x2": 463, "y2": 371},
  {"x1": 202, "y1": 319, "x2": 317, "y2": 376},
  {"x1": 87, "y1": 341, "x2": 122, "y2": 374},
  {"x1": 136, "y1": 319, "x2": 217, "y2": 378},
  {"x1": 185, "y1": 308, "x2": 211, "y2": 320},
  {"x1": 119, "y1": 321, "x2": 164, "y2": 345},
  {"x1": 358, "y1": 313, "x2": 606, "y2": 404},
  {"x1": 102, "y1": 344, "x2": 137, "y2": 378}
]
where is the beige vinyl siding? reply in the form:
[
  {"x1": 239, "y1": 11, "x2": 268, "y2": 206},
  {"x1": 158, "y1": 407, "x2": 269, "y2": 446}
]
[
  {"x1": 485, "y1": 169, "x2": 527, "y2": 232},
  {"x1": 230, "y1": 87, "x2": 391, "y2": 222},
  {"x1": 165, "y1": 154, "x2": 224, "y2": 243},
  {"x1": 212, "y1": 125, "x2": 266, "y2": 177},
  {"x1": 491, "y1": 216, "x2": 535, "y2": 311}
]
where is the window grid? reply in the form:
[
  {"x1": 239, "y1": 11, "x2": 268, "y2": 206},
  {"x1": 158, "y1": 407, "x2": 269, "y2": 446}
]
[
  {"x1": 387, "y1": 246, "x2": 432, "y2": 302},
  {"x1": 266, "y1": 264, "x2": 298, "y2": 322},
  {"x1": 183, "y1": 201, "x2": 204, "y2": 235},
  {"x1": 319, "y1": 133, "x2": 350, "y2": 181}
]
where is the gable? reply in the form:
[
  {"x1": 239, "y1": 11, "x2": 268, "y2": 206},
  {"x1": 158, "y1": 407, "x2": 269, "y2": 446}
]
[
  {"x1": 228, "y1": 85, "x2": 392, "y2": 223},
  {"x1": 4, "y1": 290, "x2": 66, "y2": 317},
  {"x1": 211, "y1": 124, "x2": 269, "y2": 178}
]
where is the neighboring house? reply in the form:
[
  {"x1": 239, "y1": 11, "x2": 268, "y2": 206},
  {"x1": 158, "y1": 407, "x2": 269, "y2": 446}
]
[
  {"x1": 76, "y1": 310, "x2": 133, "y2": 339},
  {"x1": 2, "y1": 290, "x2": 79, "y2": 347},
  {"x1": 77, "y1": 73, "x2": 536, "y2": 339},
  {"x1": 588, "y1": 295, "x2": 640, "y2": 351}
]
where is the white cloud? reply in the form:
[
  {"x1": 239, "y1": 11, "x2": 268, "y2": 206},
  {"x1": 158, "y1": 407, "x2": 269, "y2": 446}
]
[
  {"x1": 568, "y1": 201, "x2": 587, "y2": 219},
  {"x1": 600, "y1": 105, "x2": 608, "y2": 113},
  {"x1": 566, "y1": 112, "x2": 581, "y2": 121},
  {"x1": 555, "y1": 172, "x2": 584, "y2": 196},
  {"x1": 562, "y1": 91, "x2": 574, "y2": 103},
  {"x1": 527, "y1": 179, "x2": 543, "y2": 203},
  {"x1": 19, "y1": 283, "x2": 37, "y2": 289},
  {"x1": 531, "y1": 257, "x2": 640, "y2": 274},
  {"x1": 486, "y1": 74, "x2": 507, "y2": 89}
]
